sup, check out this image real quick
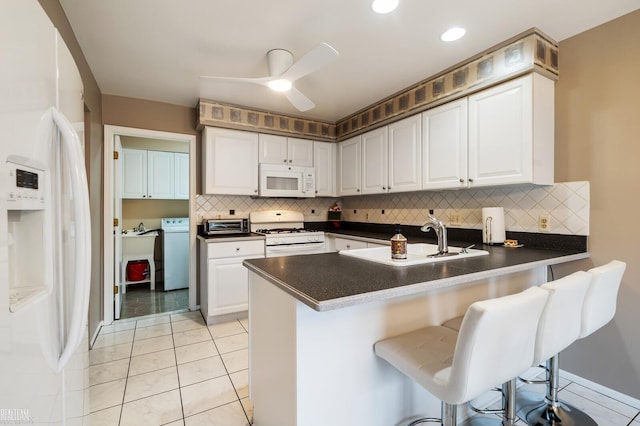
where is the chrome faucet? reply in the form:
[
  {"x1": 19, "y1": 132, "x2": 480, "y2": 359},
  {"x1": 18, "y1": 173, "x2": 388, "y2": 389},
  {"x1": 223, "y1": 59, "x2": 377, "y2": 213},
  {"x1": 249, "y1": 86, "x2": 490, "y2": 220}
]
[
  {"x1": 136, "y1": 222, "x2": 146, "y2": 233},
  {"x1": 421, "y1": 212, "x2": 452, "y2": 256}
]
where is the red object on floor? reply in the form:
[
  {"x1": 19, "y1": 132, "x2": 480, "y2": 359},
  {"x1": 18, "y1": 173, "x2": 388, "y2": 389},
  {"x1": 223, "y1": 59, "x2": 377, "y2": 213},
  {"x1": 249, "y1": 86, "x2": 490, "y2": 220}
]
[{"x1": 126, "y1": 260, "x2": 148, "y2": 281}]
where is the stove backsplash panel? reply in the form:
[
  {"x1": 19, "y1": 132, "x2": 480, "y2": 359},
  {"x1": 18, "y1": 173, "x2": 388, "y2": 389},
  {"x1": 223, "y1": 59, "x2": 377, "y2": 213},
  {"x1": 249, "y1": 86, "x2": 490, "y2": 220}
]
[{"x1": 196, "y1": 181, "x2": 589, "y2": 236}]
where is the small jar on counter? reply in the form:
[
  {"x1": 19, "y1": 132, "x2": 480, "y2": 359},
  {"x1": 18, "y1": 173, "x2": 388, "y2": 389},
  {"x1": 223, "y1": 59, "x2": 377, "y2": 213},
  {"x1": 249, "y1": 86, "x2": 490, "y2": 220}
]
[{"x1": 390, "y1": 225, "x2": 407, "y2": 260}]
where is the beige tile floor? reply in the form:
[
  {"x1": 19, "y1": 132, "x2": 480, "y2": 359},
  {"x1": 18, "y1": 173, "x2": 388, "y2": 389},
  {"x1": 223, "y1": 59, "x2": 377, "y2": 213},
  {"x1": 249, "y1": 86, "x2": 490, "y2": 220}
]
[
  {"x1": 88, "y1": 310, "x2": 640, "y2": 426},
  {"x1": 88, "y1": 311, "x2": 251, "y2": 426}
]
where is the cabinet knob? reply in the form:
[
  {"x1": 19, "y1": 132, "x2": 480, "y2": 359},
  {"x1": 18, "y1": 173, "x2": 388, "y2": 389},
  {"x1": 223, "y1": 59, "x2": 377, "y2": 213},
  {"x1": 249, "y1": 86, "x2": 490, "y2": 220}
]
[
  {"x1": 356, "y1": 188, "x2": 360, "y2": 192},
  {"x1": 388, "y1": 186, "x2": 391, "y2": 190},
  {"x1": 382, "y1": 187, "x2": 386, "y2": 190},
  {"x1": 236, "y1": 247, "x2": 240, "y2": 252},
  {"x1": 142, "y1": 195, "x2": 146, "y2": 198},
  {"x1": 254, "y1": 189, "x2": 258, "y2": 193},
  {"x1": 283, "y1": 159, "x2": 287, "y2": 163},
  {"x1": 459, "y1": 179, "x2": 464, "y2": 183},
  {"x1": 148, "y1": 195, "x2": 152, "y2": 198},
  {"x1": 315, "y1": 190, "x2": 318, "y2": 194},
  {"x1": 468, "y1": 178, "x2": 474, "y2": 183},
  {"x1": 288, "y1": 159, "x2": 292, "y2": 163}
]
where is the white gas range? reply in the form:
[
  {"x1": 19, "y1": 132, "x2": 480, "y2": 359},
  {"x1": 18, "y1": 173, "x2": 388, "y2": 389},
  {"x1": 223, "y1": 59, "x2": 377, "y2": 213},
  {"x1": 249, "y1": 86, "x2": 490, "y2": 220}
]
[{"x1": 250, "y1": 210, "x2": 326, "y2": 257}]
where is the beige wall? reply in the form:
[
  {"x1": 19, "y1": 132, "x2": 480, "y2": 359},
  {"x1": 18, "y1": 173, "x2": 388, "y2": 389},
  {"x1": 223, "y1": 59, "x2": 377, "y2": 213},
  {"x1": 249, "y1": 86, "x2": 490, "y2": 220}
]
[
  {"x1": 38, "y1": 0, "x2": 104, "y2": 342},
  {"x1": 554, "y1": 9, "x2": 640, "y2": 398},
  {"x1": 102, "y1": 95, "x2": 201, "y2": 192}
]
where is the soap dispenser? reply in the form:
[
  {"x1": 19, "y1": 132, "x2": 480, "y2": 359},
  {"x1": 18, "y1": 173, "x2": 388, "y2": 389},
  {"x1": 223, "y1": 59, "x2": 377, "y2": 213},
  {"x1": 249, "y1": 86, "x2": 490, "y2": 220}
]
[{"x1": 391, "y1": 224, "x2": 407, "y2": 260}]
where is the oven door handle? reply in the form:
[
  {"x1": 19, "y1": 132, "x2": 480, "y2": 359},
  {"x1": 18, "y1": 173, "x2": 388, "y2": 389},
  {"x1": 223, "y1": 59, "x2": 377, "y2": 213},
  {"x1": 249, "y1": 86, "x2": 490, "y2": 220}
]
[{"x1": 266, "y1": 243, "x2": 325, "y2": 253}]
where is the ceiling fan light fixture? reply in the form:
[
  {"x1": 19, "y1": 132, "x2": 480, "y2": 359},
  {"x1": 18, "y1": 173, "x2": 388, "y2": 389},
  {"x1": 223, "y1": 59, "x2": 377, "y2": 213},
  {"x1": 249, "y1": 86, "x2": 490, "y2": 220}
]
[
  {"x1": 371, "y1": 0, "x2": 399, "y2": 14},
  {"x1": 440, "y1": 27, "x2": 466, "y2": 42},
  {"x1": 268, "y1": 79, "x2": 292, "y2": 92}
]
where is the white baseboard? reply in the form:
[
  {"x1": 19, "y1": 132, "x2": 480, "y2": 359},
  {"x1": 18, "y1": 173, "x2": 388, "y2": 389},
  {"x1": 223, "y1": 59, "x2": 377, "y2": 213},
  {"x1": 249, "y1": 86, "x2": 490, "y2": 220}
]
[{"x1": 560, "y1": 369, "x2": 640, "y2": 410}]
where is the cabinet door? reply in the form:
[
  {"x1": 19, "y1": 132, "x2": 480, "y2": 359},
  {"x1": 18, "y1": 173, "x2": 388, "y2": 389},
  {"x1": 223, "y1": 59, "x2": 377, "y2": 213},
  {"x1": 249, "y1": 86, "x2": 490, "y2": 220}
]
[
  {"x1": 207, "y1": 257, "x2": 250, "y2": 316},
  {"x1": 147, "y1": 150, "x2": 174, "y2": 199},
  {"x1": 338, "y1": 136, "x2": 361, "y2": 196},
  {"x1": 174, "y1": 152, "x2": 189, "y2": 199},
  {"x1": 468, "y1": 75, "x2": 533, "y2": 187},
  {"x1": 259, "y1": 134, "x2": 288, "y2": 164},
  {"x1": 122, "y1": 148, "x2": 147, "y2": 199},
  {"x1": 334, "y1": 238, "x2": 367, "y2": 251},
  {"x1": 388, "y1": 115, "x2": 421, "y2": 193},
  {"x1": 422, "y1": 99, "x2": 468, "y2": 190},
  {"x1": 203, "y1": 127, "x2": 259, "y2": 195},
  {"x1": 313, "y1": 141, "x2": 336, "y2": 197},
  {"x1": 362, "y1": 127, "x2": 388, "y2": 194},
  {"x1": 288, "y1": 137, "x2": 314, "y2": 166}
]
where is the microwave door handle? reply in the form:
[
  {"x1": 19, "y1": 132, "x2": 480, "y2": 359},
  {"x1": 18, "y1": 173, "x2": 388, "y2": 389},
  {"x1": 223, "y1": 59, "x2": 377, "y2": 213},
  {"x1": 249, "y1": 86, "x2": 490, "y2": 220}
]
[{"x1": 51, "y1": 107, "x2": 92, "y2": 372}]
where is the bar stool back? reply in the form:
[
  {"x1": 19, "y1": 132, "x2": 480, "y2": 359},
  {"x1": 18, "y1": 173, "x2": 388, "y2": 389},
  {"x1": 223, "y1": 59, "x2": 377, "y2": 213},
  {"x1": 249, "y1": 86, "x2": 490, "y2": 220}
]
[
  {"x1": 580, "y1": 260, "x2": 626, "y2": 339},
  {"x1": 374, "y1": 286, "x2": 548, "y2": 426},
  {"x1": 517, "y1": 271, "x2": 592, "y2": 426}
]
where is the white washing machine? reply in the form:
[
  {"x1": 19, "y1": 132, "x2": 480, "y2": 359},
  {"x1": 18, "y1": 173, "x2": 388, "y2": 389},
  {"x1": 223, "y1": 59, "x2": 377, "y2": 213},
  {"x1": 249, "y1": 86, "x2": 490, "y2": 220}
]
[{"x1": 161, "y1": 217, "x2": 189, "y2": 291}]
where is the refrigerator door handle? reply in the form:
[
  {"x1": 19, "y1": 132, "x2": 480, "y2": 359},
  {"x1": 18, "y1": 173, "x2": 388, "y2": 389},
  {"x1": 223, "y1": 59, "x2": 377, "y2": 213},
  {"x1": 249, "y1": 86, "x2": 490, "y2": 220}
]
[{"x1": 51, "y1": 107, "x2": 92, "y2": 372}]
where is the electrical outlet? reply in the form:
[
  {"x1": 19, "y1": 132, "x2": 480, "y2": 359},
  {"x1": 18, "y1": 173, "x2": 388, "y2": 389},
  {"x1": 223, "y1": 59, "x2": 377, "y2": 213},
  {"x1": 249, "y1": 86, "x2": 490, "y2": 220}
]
[
  {"x1": 365, "y1": 213, "x2": 369, "y2": 221},
  {"x1": 538, "y1": 214, "x2": 550, "y2": 232},
  {"x1": 450, "y1": 211, "x2": 462, "y2": 227}
]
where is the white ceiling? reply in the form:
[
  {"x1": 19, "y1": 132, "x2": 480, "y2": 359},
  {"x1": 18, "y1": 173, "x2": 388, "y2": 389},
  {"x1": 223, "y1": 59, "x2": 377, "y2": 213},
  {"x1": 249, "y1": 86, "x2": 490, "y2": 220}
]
[{"x1": 59, "y1": 0, "x2": 639, "y2": 123}]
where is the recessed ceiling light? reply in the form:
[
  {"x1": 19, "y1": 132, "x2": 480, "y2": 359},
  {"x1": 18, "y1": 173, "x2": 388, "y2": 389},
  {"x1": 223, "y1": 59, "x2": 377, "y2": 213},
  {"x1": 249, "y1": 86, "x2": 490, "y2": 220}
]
[
  {"x1": 441, "y1": 27, "x2": 466, "y2": 42},
  {"x1": 267, "y1": 79, "x2": 292, "y2": 92},
  {"x1": 372, "y1": 0, "x2": 399, "y2": 14}
]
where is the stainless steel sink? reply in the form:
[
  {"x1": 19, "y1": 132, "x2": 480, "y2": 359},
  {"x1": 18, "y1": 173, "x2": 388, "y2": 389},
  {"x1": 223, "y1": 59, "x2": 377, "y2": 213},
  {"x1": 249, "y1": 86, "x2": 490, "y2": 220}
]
[{"x1": 339, "y1": 243, "x2": 488, "y2": 267}]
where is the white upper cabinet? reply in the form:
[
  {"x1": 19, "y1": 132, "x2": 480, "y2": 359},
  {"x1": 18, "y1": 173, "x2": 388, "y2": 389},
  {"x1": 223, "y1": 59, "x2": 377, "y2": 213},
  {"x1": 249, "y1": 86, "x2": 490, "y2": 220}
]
[
  {"x1": 122, "y1": 148, "x2": 187, "y2": 199},
  {"x1": 259, "y1": 134, "x2": 313, "y2": 166},
  {"x1": 362, "y1": 127, "x2": 388, "y2": 194},
  {"x1": 467, "y1": 73, "x2": 554, "y2": 187},
  {"x1": 313, "y1": 141, "x2": 336, "y2": 197},
  {"x1": 147, "y1": 150, "x2": 175, "y2": 199},
  {"x1": 122, "y1": 149, "x2": 174, "y2": 199},
  {"x1": 422, "y1": 98, "x2": 468, "y2": 190},
  {"x1": 122, "y1": 148, "x2": 148, "y2": 199},
  {"x1": 341, "y1": 115, "x2": 422, "y2": 196},
  {"x1": 203, "y1": 127, "x2": 259, "y2": 196},
  {"x1": 388, "y1": 114, "x2": 422, "y2": 193},
  {"x1": 338, "y1": 135, "x2": 362, "y2": 196},
  {"x1": 174, "y1": 152, "x2": 189, "y2": 199}
]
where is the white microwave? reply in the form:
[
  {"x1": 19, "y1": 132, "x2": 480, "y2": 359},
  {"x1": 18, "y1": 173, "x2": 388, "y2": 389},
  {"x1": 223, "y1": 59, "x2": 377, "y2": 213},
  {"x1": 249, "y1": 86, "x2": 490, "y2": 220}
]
[{"x1": 259, "y1": 164, "x2": 315, "y2": 198}]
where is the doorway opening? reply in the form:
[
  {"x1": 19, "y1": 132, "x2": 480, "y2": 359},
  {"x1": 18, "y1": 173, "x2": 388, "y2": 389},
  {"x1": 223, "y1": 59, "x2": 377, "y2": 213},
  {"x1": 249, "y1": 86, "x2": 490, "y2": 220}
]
[{"x1": 103, "y1": 125, "x2": 197, "y2": 325}]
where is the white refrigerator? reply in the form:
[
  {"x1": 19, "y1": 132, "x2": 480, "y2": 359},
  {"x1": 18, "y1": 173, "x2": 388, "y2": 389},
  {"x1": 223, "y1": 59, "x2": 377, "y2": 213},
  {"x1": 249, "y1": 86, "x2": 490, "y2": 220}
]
[{"x1": 0, "y1": 1, "x2": 91, "y2": 424}]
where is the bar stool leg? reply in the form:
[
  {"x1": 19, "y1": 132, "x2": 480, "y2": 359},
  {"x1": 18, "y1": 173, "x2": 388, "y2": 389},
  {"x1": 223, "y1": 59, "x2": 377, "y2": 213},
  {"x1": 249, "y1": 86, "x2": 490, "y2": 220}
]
[
  {"x1": 503, "y1": 379, "x2": 517, "y2": 426},
  {"x1": 517, "y1": 355, "x2": 598, "y2": 426}
]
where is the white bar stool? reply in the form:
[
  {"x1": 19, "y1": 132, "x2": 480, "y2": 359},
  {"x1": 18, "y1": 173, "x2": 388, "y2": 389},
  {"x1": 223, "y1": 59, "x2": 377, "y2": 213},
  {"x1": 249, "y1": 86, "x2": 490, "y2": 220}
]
[
  {"x1": 516, "y1": 271, "x2": 592, "y2": 426},
  {"x1": 517, "y1": 261, "x2": 626, "y2": 426},
  {"x1": 374, "y1": 286, "x2": 548, "y2": 426}
]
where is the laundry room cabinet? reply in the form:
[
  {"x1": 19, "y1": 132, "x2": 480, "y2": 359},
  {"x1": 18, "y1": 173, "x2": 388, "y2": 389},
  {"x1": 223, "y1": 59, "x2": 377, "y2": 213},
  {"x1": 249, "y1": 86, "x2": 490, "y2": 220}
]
[
  {"x1": 199, "y1": 238, "x2": 265, "y2": 324},
  {"x1": 122, "y1": 148, "x2": 187, "y2": 199}
]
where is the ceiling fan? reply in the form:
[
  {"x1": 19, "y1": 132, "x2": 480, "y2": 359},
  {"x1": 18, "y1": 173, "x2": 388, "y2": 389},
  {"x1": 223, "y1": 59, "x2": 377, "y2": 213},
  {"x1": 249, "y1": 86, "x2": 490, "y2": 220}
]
[{"x1": 200, "y1": 42, "x2": 339, "y2": 112}]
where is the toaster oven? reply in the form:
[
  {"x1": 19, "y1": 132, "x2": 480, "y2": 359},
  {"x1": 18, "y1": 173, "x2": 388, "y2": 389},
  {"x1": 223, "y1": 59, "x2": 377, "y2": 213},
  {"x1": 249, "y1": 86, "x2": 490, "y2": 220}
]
[{"x1": 204, "y1": 218, "x2": 249, "y2": 235}]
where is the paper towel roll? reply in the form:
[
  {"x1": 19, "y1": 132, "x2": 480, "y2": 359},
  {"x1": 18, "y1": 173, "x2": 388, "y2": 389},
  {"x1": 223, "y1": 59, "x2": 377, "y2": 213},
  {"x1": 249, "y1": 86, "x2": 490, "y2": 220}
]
[{"x1": 482, "y1": 207, "x2": 506, "y2": 244}]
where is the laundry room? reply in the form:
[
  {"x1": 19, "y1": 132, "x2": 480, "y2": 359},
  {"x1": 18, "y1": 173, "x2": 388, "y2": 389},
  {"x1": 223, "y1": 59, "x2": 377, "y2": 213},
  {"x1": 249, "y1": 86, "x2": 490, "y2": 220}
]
[{"x1": 119, "y1": 135, "x2": 190, "y2": 318}]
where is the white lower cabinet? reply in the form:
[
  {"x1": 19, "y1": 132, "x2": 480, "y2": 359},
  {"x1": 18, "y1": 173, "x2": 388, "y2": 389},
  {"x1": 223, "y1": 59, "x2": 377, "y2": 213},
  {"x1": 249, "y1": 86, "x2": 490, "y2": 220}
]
[
  {"x1": 200, "y1": 239, "x2": 264, "y2": 323},
  {"x1": 329, "y1": 235, "x2": 388, "y2": 252}
]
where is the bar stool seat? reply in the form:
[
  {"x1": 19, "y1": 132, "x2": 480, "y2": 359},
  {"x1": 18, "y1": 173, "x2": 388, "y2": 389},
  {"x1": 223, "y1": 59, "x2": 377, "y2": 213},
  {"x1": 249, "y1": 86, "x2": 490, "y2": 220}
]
[{"x1": 374, "y1": 286, "x2": 548, "y2": 426}]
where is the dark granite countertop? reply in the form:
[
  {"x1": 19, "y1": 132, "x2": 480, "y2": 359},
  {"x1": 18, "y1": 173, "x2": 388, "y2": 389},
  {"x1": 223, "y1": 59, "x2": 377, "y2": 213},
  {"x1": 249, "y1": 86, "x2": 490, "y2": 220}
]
[{"x1": 243, "y1": 243, "x2": 589, "y2": 312}]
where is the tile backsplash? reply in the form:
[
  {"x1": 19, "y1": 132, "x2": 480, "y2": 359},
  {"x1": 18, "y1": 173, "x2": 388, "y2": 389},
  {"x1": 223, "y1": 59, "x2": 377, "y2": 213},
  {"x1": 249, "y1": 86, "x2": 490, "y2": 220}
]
[{"x1": 196, "y1": 181, "x2": 589, "y2": 236}]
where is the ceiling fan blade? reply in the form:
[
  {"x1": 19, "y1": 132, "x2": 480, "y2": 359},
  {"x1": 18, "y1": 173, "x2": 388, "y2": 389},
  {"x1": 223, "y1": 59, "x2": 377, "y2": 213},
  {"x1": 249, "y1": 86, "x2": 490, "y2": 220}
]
[
  {"x1": 199, "y1": 75, "x2": 272, "y2": 86},
  {"x1": 285, "y1": 86, "x2": 315, "y2": 111},
  {"x1": 281, "y1": 42, "x2": 339, "y2": 82}
]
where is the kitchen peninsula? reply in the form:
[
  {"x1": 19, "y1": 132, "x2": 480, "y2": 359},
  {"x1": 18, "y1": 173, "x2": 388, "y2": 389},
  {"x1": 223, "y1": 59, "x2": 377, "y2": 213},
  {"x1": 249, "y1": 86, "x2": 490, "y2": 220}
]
[{"x1": 244, "y1": 241, "x2": 588, "y2": 425}]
